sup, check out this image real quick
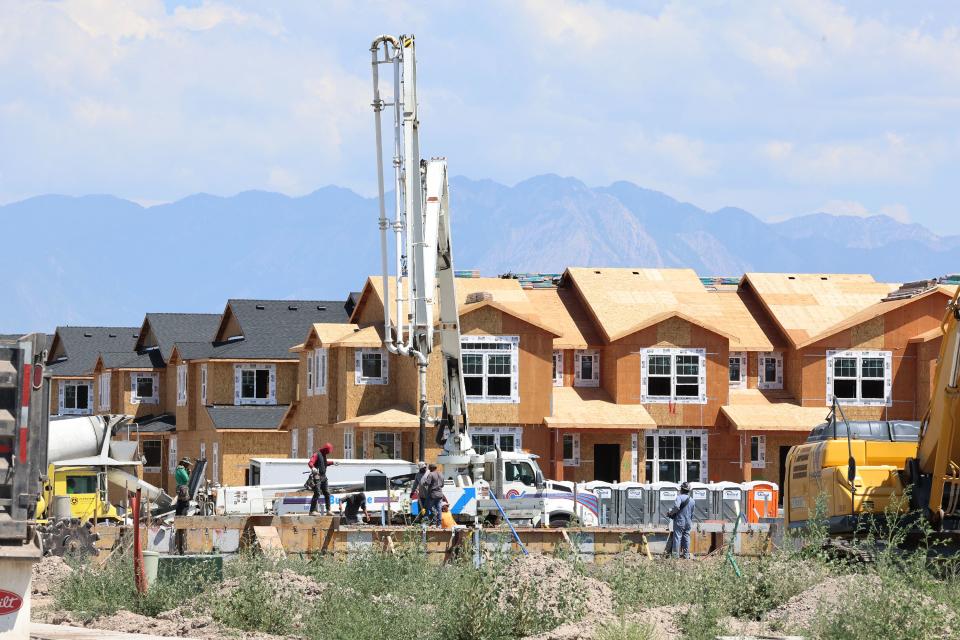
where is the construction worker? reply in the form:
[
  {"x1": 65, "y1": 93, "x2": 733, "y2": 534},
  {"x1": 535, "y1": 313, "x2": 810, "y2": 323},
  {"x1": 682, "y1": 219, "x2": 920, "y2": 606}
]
[
  {"x1": 174, "y1": 457, "x2": 192, "y2": 555},
  {"x1": 307, "y1": 442, "x2": 335, "y2": 515},
  {"x1": 420, "y1": 463, "x2": 445, "y2": 527},
  {"x1": 340, "y1": 492, "x2": 369, "y2": 525},
  {"x1": 668, "y1": 481, "x2": 695, "y2": 559},
  {"x1": 411, "y1": 461, "x2": 427, "y2": 520}
]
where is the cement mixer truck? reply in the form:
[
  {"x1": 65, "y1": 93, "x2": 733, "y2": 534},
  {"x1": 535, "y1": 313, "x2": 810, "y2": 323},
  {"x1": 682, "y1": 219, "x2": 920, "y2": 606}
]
[{"x1": 35, "y1": 413, "x2": 175, "y2": 556}]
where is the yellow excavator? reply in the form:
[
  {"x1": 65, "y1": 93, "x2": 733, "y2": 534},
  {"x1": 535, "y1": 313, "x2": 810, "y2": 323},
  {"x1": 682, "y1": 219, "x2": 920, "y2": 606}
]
[{"x1": 784, "y1": 285, "x2": 960, "y2": 539}]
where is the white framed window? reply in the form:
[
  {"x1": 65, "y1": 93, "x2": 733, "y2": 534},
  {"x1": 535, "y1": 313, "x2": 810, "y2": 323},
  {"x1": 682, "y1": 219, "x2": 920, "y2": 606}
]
[
  {"x1": 552, "y1": 350, "x2": 564, "y2": 387},
  {"x1": 373, "y1": 432, "x2": 400, "y2": 459},
  {"x1": 306, "y1": 353, "x2": 314, "y2": 396},
  {"x1": 562, "y1": 433, "x2": 580, "y2": 466},
  {"x1": 168, "y1": 436, "x2": 177, "y2": 473},
  {"x1": 631, "y1": 433, "x2": 639, "y2": 482},
  {"x1": 757, "y1": 352, "x2": 783, "y2": 390},
  {"x1": 471, "y1": 426, "x2": 523, "y2": 455},
  {"x1": 644, "y1": 429, "x2": 708, "y2": 483},
  {"x1": 142, "y1": 440, "x2": 162, "y2": 473},
  {"x1": 461, "y1": 335, "x2": 520, "y2": 403},
  {"x1": 355, "y1": 348, "x2": 388, "y2": 385},
  {"x1": 212, "y1": 442, "x2": 219, "y2": 484},
  {"x1": 640, "y1": 348, "x2": 706, "y2": 403},
  {"x1": 728, "y1": 351, "x2": 746, "y2": 389},
  {"x1": 291, "y1": 428, "x2": 299, "y2": 458},
  {"x1": 99, "y1": 372, "x2": 111, "y2": 410},
  {"x1": 575, "y1": 349, "x2": 600, "y2": 388},
  {"x1": 314, "y1": 348, "x2": 328, "y2": 395},
  {"x1": 826, "y1": 350, "x2": 892, "y2": 406},
  {"x1": 130, "y1": 372, "x2": 159, "y2": 405},
  {"x1": 176, "y1": 364, "x2": 188, "y2": 406},
  {"x1": 306, "y1": 428, "x2": 315, "y2": 457},
  {"x1": 200, "y1": 364, "x2": 207, "y2": 405},
  {"x1": 58, "y1": 380, "x2": 92, "y2": 415},
  {"x1": 344, "y1": 427, "x2": 355, "y2": 459},
  {"x1": 200, "y1": 442, "x2": 207, "y2": 463},
  {"x1": 234, "y1": 364, "x2": 276, "y2": 405},
  {"x1": 750, "y1": 435, "x2": 766, "y2": 468}
]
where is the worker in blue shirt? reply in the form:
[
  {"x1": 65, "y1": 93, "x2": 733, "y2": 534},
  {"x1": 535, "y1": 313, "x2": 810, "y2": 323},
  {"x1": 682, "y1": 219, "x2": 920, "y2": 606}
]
[{"x1": 669, "y1": 481, "x2": 696, "y2": 559}]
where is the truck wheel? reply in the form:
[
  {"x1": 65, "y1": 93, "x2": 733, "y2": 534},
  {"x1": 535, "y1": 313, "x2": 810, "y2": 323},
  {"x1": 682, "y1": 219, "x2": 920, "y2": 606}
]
[{"x1": 549, "y1": 515, "x2": 571, "y2": 528}]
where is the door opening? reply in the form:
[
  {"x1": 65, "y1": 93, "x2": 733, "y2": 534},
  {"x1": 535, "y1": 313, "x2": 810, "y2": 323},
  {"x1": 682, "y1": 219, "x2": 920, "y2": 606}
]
[{"x1": 594, "y1": 444, "x2": 621, "y2": 483}]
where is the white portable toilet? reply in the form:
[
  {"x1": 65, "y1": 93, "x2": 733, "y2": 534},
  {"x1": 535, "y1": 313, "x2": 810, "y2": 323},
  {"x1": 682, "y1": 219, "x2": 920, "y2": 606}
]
[
  {"x1": 582, "y1": 480, "x2": 617, "y2": 525},
  {"x1": 617, "y1": 481, "x2": 647, "y2": 526},
  {"x1": 648, "y1": 481, "x2": 680, "y2": 526},
  {"x1": 709, "y1": 481, "x2": 744, "y2": 522},
  {"x1": 687, "y1": 482, "x2": 711, "y2": 522}
]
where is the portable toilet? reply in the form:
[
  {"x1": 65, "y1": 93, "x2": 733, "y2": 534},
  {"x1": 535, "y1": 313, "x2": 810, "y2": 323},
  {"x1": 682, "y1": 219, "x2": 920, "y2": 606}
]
[
  {"x1": 742, "y1": 481, "x2": 779, "y2": 523},
  {"x1": 583, "y1": 480, "x2": 617, "y2": 525},
  {"x1": 648, "y1": 481, "x2": 680, "y2": 526},
  {"x1": 687, "y1": 482, "x2": 711, "y2": 522},
  {"x1": 617, "y1": 482, "x2": 647, "y2": 526},
  {"x1": 709, "y1": 481, "x2": 744, "y2": 522}
]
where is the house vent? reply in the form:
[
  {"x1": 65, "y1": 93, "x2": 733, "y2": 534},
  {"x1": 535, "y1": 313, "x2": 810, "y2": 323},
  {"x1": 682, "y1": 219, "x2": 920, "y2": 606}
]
[
  {"x1": 317, "y1": 305, "x2": 327, "y2": 311},
  {"x1": 255, "y1": 304, "x2": 265, "y2": 310},
  {"x1": 83, "y1": 332, "x2": 92, "y2": 337},
  {"x1": 108, "y1": 333, "x2": 116, "y2": 338},
  {"x1": 288, "y1": 305, "x2": 299, "y2": 311}
]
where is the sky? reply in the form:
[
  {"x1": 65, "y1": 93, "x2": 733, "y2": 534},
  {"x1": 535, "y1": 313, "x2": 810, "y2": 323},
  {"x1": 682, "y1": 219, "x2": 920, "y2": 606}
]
[{"x1": 1, "y1": 1, "x2": 960, "y2": 234}]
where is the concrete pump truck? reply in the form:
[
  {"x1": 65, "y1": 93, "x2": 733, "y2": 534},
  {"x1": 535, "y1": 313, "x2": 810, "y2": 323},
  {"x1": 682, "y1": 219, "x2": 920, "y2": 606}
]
[{"x1": 368, "y1": 35, "x2": 598, "y2": 527}]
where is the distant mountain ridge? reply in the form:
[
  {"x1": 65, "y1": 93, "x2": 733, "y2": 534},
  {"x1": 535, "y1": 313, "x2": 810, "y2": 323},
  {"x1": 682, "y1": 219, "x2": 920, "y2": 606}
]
[{"x1": 2, "y1": 174, "x2": 957, "y2": 332}]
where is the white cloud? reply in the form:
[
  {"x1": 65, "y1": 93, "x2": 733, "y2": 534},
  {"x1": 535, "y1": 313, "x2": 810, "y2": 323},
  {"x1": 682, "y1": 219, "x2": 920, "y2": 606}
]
[
  {"x1": 879, "y1": 203, "x2": 912, "y2": 223},
  {"x1": 818, "y1": 200, "x2": 870, "y2": 217}
]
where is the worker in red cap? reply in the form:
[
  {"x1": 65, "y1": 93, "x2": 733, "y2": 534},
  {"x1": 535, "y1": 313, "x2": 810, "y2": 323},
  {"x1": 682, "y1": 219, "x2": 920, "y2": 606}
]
[{"x1": 307, "y1": 442, "x2": 335, "y2": 515}]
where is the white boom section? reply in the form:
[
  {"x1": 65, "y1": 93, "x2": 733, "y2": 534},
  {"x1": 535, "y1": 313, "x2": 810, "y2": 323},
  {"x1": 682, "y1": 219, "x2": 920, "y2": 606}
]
[{"x1": 370, "y1": 34, "x2": 473, "y2": 466}]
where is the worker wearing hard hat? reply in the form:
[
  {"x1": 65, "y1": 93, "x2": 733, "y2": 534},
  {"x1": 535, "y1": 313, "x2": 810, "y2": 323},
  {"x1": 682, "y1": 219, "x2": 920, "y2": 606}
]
[
  {"x1": 307, "y1": 443, "x2": 335, "y2": 515},
  {"x1": 667, "y1": 481, "x2": 695, "y2": 559},
  {"x1": 174, "y1": 457, "x2": 192, "y2": 555}
]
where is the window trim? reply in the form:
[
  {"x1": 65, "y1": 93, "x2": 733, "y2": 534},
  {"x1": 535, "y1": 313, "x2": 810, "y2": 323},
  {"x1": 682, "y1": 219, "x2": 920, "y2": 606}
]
[
  {"x1": 574, "y1": 349, "x2": 600, "y2": 388},
  {"x1": 757, "y1": 351, "x2": 784, "y2": 390},
  {"x1": 355, "y1": 348, "x2": 388, "y2": 385},
  {"x1": 130, "y1": 372, "x2": 159, "y2": 405},
  {"x1": 562, "y1": 433, "x2": 580, "y2": 466},
  {"x1": 314, "y1": 348, "x2": 328, "y2": 395},
  {"x1": 212, "y1": 442, "x2": 219, "y2": 484},
  {"x1": 176, "y1": 364, "x2": 188, "y2": 407},
  {"x1": 200, "y1": 364, "x2": 207, "y2": 405},
  {"x1": 234, "y1": 364, "x2": 276, "y2": 406},
  {"x1": 306, "y1": 353, "x2": 314, "y2": 396},
  {"x1": 470, "y1": 426, "x2": 523, "y2": 455},
  {"x1": 825, "y1": 349, "x2": 892, "y2": 407},
  {"x1": 461, "y1": 335, "x2": 520, "y2": 404},
  {"x1": 552, "y1": 350, "x2": 564, "y2": 387},
  {"x1": 59, "y1": 380, "x2": 92, "y2": 415},
  {"x1": 640, "y1": 348, "x2": 707, "y2": 404},
  {"x1": 142, "y1": 439, "x2": 163, "y2": 473},
  {"x1": 750, "y1": 435, "x2": 766, "y2": 468},
  {"x1": 291, "y1": 428, "x2": 299, "y2": 458},
  {"x1": 99, "y1": 373, "x2": 111, "y2": 411},
  {"x1": 728, "y1": 351, "x2": 746, "y2": 389},
  {"x1": 306, "y1": 428, "x2": 315, "y2": 457},
  {"x1": 344, "y1": 427, "x2": 355, "y2": 459},
  {"x1": 643, "y1": 428, "x2": 708, "y2": 483},
  {"x1": 168, "y1": 436, "x2": 177, "y2": 473}
]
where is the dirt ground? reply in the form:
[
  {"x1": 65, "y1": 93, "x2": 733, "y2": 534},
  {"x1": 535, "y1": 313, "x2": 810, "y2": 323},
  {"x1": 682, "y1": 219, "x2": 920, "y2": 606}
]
[
  {"x1": 494, "y1": 553, "x2": 614, "y2": 622},
  {"x1": 31, "y1": 555, "x2": 73, "y2": 610}
]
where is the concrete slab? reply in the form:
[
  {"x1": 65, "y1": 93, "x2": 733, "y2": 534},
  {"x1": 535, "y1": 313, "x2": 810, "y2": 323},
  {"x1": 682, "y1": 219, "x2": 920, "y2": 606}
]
[{"x1": 31, "y1": 623, "x2": 173, "y2": 640}]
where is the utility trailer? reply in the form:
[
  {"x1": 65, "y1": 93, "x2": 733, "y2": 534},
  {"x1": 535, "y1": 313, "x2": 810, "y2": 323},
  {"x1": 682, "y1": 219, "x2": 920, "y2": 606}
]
[{"x1": 0, "y1": 334, "x2": 50, "y2": 639}]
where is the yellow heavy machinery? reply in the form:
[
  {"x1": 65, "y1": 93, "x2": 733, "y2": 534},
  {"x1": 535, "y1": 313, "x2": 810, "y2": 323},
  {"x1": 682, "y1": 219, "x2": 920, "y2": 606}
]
[{"x1": 785, "y1": 285, "x2": 960, "y2": 538}]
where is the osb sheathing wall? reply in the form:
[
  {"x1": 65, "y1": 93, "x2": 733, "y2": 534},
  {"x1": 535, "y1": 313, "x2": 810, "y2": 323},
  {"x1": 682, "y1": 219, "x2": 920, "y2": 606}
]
[
  {"x1": 163, "y1": 365, "x2": 177, "y2": 413},
  {"x1": 798, "y1": 293, "x2": 947, "y2": 420},
  {"x1": 553, "y1": 429, "x2": 638, "y2": 483},
  {"x1": 222, "y1": 431, "x2": 289, "y2": 486},
  {"x1": 608, "y1": 318, "x2": 729, "y2": 428}
]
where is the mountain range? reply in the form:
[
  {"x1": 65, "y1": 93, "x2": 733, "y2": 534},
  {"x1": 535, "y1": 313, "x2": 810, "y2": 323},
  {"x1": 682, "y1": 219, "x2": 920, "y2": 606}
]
[{"x1": 2, "y1": 174, "x2": 958, "y2": 332}]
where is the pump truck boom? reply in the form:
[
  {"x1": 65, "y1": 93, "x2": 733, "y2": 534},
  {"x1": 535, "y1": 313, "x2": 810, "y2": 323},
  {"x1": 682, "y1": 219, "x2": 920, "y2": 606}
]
[{"x1": 368, "y1": 35, "x2": 598, "y2": 527}]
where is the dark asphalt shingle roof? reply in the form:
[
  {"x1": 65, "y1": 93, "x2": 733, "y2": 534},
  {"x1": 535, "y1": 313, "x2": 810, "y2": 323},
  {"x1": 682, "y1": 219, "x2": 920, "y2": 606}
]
[
  {"x1": 99, "y1": 349, "x2": 166, "y2": 370},
  {"x1": 172, "y1": 341, "x2": 217, "y2": 361},
  {"x1": 210, "y1": 299, "x2": 350, "y2": 360},
  {"x1": 125, "y1": 413, "x2": 177, "y2": 434},
  {"x1": 206, "y1": 405, "x2": 290, "y2": 430},
  {"x1": 138, "y1": 313, "x2": 222, "y2": 360},
  {"x1": 46, "y1": 326, "x2": 140, "y2": 376}
]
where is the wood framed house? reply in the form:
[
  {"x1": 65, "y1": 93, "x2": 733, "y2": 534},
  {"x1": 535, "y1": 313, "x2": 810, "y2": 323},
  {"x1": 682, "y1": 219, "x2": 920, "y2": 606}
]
[
  {"x1": 45, "y1": 327, "x2": 138, "y2": 418},
  {"x1": 168, "y1": 299, "x2": 350, "y2": 487}
]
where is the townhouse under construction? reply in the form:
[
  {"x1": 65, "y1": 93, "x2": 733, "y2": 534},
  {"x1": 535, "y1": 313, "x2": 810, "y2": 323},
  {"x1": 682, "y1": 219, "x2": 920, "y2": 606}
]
[{"x1": 42, "y1": 269, "x2": 959, "y2": 500}]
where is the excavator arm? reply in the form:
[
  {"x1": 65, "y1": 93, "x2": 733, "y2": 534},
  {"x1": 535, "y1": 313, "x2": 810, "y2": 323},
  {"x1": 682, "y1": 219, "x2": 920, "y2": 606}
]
[{"x1": 914, "y1": 285, "x2": 960, "y2": 526}]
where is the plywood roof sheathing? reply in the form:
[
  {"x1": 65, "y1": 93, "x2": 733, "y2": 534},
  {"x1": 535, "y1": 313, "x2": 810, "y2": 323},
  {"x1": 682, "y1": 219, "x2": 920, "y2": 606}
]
[{"x1": 544, "y1": 387, "x2": 656, "y2": 430}]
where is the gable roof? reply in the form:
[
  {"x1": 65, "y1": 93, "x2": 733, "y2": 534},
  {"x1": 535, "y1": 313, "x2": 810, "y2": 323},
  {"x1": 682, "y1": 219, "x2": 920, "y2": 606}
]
[
  {"x1": 291, "y1": 323, "x2": 365, "y2": 352},
  {"x1": 46, "y1": 326, "x2": 140, "y2": 377},
  {"x1": 564, "y1": 267, "x2": 770, "y2": 349},
  {"x1": 209, "y1": 299, "x2": 351, "y2": 360},
  {"x1": 351, "y1": 275, "x2": 561, "y2": 336},
  {"x1": 524, "y1": 288, "x2": 603, "y2": 349},
  {"x1": 96, "y1": 349, "x2": 165, "y2": 371},
  {"x1": 742, "y1": 272, "x2": 897, "y2": 348},
  {"x1": 793, "y1": 286, "x2": 952, "y2": 348},
  {"x1": 135, "y1": 313, "x2": 222, "y2": 360}
]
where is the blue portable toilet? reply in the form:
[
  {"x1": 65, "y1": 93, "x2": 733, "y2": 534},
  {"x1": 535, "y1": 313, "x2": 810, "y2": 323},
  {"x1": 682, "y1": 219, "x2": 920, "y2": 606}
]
[
  {"x1": 583, "y1": 480, "x2": 617, "y2": 525},
  {"x1": 648, "y1": 481, "x2": 680, "y2": 526},
  {"x1": 617, "y1": 481, "x2": 647, "y2": 526}
]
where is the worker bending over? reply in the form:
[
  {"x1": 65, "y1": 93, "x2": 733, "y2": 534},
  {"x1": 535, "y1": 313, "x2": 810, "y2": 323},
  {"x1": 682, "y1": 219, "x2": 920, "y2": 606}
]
[
  {"x1": 340, "y1": 492, "x2": 369, "y2": 525},
  {"x1": 307, "y1": 442, "x2": 335, "y2": 515}
]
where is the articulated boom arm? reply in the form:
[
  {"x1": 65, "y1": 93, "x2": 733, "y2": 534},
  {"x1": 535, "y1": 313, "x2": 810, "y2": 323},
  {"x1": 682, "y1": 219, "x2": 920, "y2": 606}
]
[
  {"x1": 916, "y1": 285, "x2": 960, "y2": 523},
  {"x1": 370, "y1": 34, "x2": 472, "y2": 463}
]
